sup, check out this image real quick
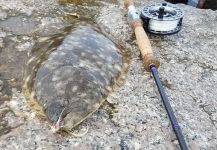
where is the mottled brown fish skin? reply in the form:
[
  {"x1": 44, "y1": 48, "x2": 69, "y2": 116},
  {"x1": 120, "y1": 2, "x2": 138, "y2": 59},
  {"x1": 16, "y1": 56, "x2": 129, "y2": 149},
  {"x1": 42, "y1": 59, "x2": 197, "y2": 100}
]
[{"x1": 34, "y1": 23, "x2": 123, "y2": 131}]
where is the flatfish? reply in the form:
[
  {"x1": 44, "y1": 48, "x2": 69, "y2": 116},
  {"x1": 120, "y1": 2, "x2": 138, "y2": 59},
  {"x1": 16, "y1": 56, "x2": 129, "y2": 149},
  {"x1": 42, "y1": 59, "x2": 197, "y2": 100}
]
[{"x1": 23, "y1": 22, "x2": 126, "y2": 132}]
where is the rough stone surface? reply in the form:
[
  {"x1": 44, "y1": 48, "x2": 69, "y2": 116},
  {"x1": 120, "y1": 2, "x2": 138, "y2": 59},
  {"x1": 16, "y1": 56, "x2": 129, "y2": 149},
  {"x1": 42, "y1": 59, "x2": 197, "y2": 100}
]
[
  {"x1": 0, "y1": 80, "x2": 3, "y2": 91},
  {"x1": 0, "y1": 0, "x2": 217, "y2": 150}
]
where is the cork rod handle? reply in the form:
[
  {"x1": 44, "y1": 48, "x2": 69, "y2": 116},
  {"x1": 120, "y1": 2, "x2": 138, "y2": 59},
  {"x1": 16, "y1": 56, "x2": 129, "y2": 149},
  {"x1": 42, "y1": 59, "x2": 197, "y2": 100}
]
[
  {"x1": 124, "y1": 0, "x2": 160, "y2": 72},
  {"x1": 124, "y1": 0, "x2": 134, "y2": 8}
]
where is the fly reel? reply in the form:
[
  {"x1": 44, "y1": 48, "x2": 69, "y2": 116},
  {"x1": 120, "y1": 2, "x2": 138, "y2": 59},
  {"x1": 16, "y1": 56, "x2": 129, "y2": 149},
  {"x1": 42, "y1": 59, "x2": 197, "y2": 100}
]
[{"x1": 141, "y1": 3, "x2": 184, "y2": 35}]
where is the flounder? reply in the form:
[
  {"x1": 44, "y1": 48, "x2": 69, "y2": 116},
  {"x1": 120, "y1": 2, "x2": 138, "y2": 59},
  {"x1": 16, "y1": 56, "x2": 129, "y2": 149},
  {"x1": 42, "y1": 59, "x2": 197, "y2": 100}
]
[{"x1": 23, "y1": 22, "x2": 126, "y2": 132}]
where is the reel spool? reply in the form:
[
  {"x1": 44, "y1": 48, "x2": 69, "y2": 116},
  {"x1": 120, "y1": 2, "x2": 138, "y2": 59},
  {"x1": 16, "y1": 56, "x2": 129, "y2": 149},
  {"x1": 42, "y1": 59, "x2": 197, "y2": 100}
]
[{"x1": 141, "y1": 3, "x2": 184, "y2": 35}]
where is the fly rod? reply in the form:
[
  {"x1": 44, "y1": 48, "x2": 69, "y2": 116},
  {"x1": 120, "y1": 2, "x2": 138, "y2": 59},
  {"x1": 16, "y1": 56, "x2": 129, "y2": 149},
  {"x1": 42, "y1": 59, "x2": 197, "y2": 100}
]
[{"x1": 124, "y1": 0, "x2": 188, "y2": 149}]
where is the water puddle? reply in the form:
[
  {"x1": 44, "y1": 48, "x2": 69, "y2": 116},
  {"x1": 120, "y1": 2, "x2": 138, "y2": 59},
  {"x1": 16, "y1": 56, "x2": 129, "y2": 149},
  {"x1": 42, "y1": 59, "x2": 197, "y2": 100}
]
[{"x1": 0, "y1": 16, "x2": 39, "y2": 35}]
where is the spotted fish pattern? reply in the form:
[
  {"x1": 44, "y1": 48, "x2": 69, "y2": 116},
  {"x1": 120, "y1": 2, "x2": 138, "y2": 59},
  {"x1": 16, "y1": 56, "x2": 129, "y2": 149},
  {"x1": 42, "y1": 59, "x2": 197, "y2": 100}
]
[{"x1": 25, "y1": 22, "x2": 124, "y2": 131}]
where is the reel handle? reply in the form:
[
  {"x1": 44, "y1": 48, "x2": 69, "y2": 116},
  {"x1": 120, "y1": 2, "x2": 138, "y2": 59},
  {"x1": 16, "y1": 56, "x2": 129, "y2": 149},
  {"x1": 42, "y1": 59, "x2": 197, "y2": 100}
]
[{"x1": 124, "y1": 0, "x2": 160, "y2": 72}]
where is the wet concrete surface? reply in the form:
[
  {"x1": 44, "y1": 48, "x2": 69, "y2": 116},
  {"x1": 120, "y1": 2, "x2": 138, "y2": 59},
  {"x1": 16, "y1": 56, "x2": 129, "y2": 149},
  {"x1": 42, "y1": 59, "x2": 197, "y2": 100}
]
[{"x1": 0, "y1": 0, "x2": 217, "y2": 149}]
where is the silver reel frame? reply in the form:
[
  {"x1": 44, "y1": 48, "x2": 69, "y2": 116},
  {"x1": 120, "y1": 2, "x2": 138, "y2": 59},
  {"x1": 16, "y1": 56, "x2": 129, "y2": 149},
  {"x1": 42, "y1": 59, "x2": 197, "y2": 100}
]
[{"x1": 141, "y1": 3, "x2": 184, "y2": 35}]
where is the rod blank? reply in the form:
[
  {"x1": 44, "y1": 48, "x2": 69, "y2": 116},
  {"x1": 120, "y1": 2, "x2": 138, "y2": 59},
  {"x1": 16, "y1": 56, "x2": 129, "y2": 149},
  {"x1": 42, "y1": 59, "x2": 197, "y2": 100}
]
[{"x1": 150, "y1": 64, "x2": 188, "y2": 150}]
